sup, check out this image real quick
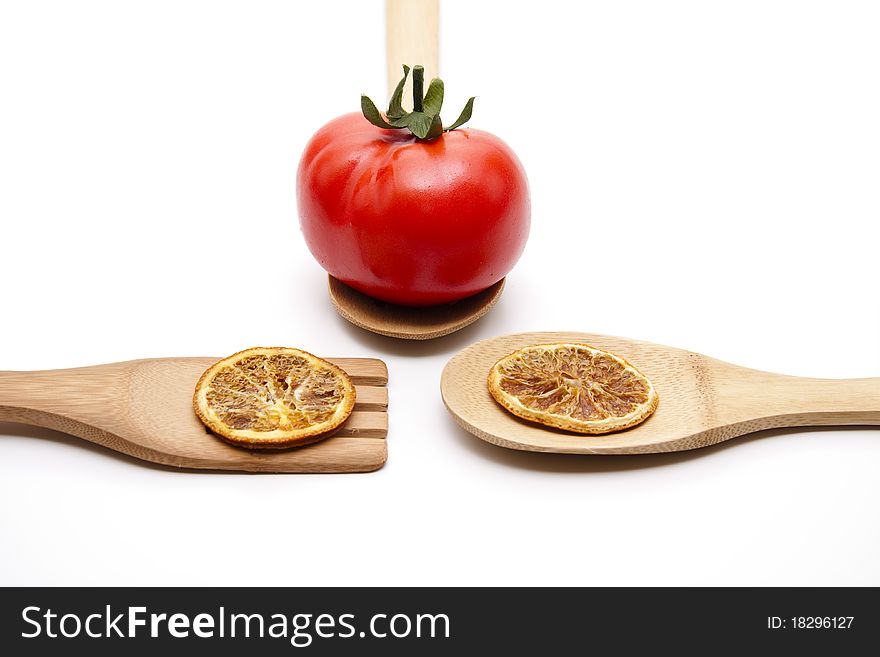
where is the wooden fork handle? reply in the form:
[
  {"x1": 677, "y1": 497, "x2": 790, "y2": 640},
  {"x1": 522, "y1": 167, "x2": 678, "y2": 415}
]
[
  {"x1": 0, "y1": 370, "x2": 49, "y2": 422},
  {"x1": 0, "y1": 370, "x2": 105, "y2": 450},
  {"x1": 0, "y1": 367, "x2": 120, "y2": 426}
]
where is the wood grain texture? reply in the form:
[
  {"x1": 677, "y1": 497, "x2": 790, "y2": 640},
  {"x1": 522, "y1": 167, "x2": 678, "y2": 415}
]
[
  {"x1": 386, "y1": 0, "x2": 439, "y2": 101},
  {"x1": 0, "y1": 357, "x2": 388, "y2": 473},
  {"x1": 328, "y1": 275, "x2": 505, "y2": 340},
  {"x1": 441, "y1": 332, "x2": 880, "y2": 455}
]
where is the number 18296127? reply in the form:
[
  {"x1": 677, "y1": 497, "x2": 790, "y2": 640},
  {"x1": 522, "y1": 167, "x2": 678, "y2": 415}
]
[{"x1": 767, "y1": 617, "x2": 854, "y2": 629}]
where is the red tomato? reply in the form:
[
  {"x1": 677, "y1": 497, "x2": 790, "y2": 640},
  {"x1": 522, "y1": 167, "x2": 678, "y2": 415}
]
[{"x1": 297, "y1": 112, "x2": 530, "y2": 306}]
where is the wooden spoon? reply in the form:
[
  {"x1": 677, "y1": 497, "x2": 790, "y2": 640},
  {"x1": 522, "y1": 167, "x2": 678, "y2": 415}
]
[
  {"x1": 386, "y1": 0, "x2": 439, "y2": 103},
  {"x1": 441, "y1": 332, "x2": 880, "y2": 454},
  {"x1": 327, "y1": 0, "x2": 506, "y2": 340},
  {"x1": 0, "y1": 357, "x2": 388, "y2": 473},
  {"x1": 329, "y1": 276, "x2": 505, "y2": 340}
]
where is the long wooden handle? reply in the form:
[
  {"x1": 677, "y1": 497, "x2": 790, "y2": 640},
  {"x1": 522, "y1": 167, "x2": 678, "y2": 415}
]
[
  {"x1": 776, "y1": 376, "x2": 880, "y2": 425},
  {"x1": 0, "y1": 370, "x2": 109, "y2": 448},
  {"x1": 0, "y1": 368, "x2": 113, "y2": 428},
  {"x1": 386, "y1": 0, "x2": 439, "y2": 101},
  {"x1": 716, "y1": 371, "x2": 880, "y2": 428}
]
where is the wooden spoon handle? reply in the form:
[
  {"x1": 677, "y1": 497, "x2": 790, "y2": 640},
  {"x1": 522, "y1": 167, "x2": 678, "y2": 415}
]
[
  {"x1": 784, "y1": 377, "x2": 880, "y2": 425},
  {"x1": 385, "y1": 0, "x2": 439, "y2": 99},
  {"x1": 716, "y1": 372, "x2": 880, "y2": 428}
]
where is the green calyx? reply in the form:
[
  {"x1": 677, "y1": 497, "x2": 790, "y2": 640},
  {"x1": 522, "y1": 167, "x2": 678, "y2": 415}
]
[{"x1": 360, "y1": 65, "x2": 476, "y2": 141}]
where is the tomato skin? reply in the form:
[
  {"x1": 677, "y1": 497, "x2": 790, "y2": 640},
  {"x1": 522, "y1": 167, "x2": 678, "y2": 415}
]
[{"x1": 297, "y1": 112, "x2": 530, "y2": 306}]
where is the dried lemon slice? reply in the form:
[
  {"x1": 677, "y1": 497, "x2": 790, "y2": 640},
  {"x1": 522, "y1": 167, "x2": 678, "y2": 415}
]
[
  {"x1": 488, "y1": 343, "x2": 658, "y2": 434},
  {"x1": 193, "y1": 347, "x2": 356, "y2": 449}
]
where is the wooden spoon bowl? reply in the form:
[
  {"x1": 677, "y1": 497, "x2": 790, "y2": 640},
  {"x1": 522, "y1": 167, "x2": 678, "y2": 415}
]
[
  {"x1": 328, "y1": 275, "x2": 505, "y2": 340},
  {"x1": 441, "y1": 332, "x2": 880, "y2": 455}
]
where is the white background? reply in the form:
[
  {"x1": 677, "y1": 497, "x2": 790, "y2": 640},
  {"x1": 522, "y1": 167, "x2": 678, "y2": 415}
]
[{"x1": 1, "y1": 0, "x2": 878, "y2": 586}]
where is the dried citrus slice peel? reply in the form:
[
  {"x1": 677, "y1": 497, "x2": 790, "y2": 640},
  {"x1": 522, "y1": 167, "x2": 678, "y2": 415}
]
[
  {"x1": 488, "y1": 343, "x2": 658, "y2": 434},
  {"x1": 193, "y1": 347, "x2": 356, "y2": 449}
]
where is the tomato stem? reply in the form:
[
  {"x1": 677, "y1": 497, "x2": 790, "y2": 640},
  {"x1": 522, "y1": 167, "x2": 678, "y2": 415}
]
[
  {"x1": 412, "y1": 65, "x2": 424, "y2": 112},
  {"x1": 360, "y1": 64, "x2": 476, "y2": 140}
]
